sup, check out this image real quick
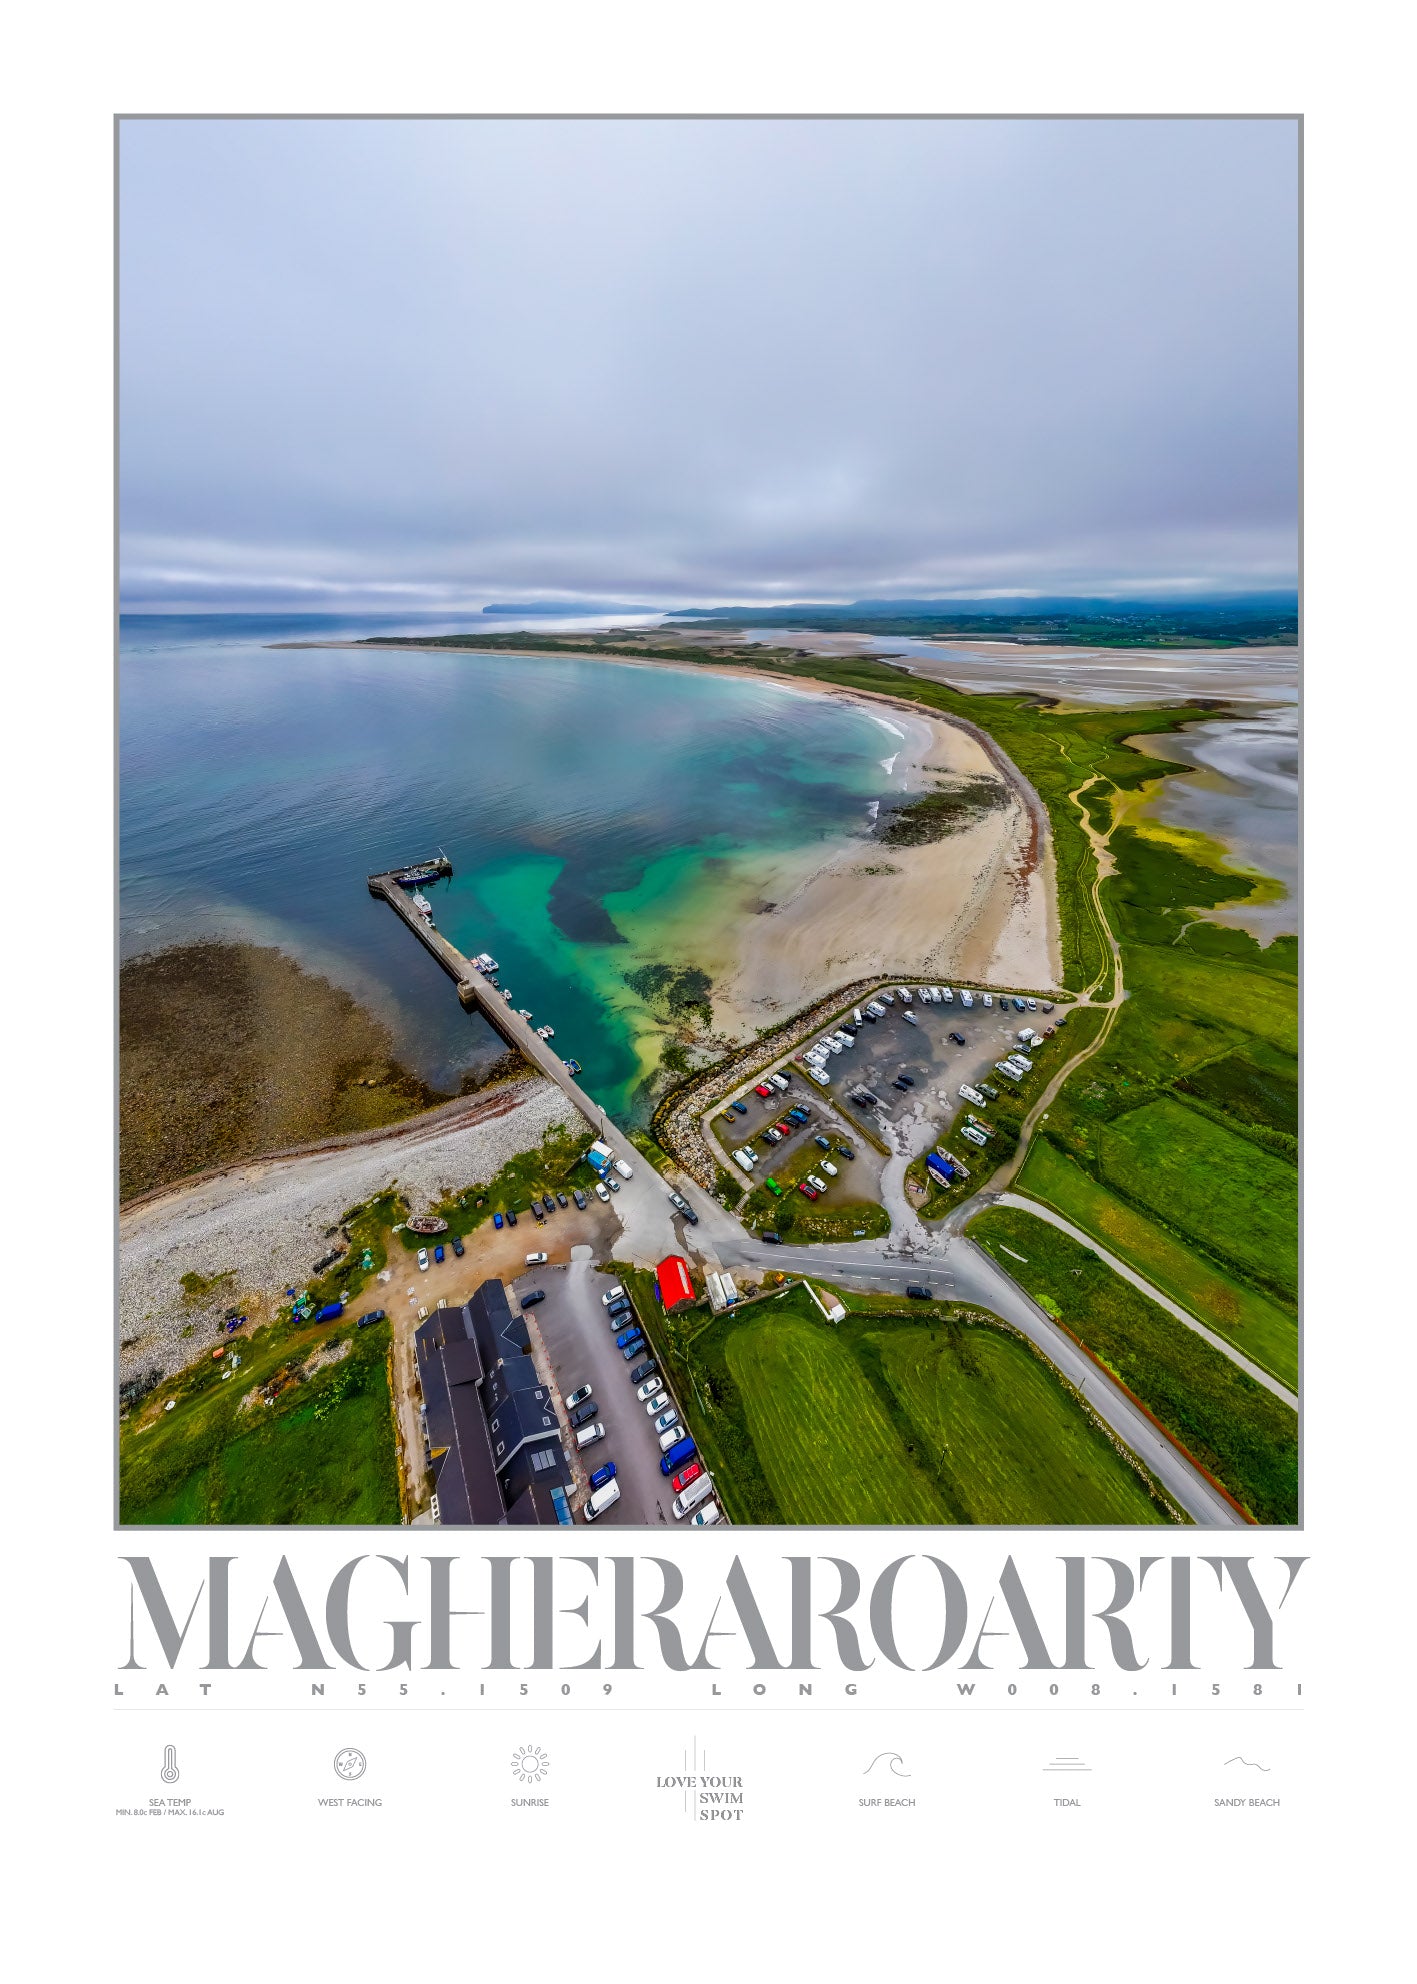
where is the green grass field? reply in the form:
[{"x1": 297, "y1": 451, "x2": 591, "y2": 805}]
[
  {"x1": 967, "y1": 1207, "x2": 1298, "y2": 1524},
  {"x1": 725, "y1": 1314, "x2": 946, "y2": 1523},
  {"x1": 1014, "y1": 1137, "x2": 1298, "y2": 1387},
  {"x1": 1097, "y1": 1097, "x2": 1297, "y2": 1304},
  {"x1": 868, "y1": 1326, "x2": 1169, "y2": 1524},
  {"x1": 120, "y1": 1314, "x2": 401, "y2": 1525},
  {"x1": 662, "y1": 1284, "x2": 1180, "y2": 1526}
]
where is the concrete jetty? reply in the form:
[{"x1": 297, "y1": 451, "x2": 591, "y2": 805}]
[{"x1": 367, "y1": 865, "x2": 615, "y2": 1144}]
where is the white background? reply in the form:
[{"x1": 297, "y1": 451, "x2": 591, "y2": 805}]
[{"x1": 2, "y1": 1, "x2": 1409, "y2": 1972}]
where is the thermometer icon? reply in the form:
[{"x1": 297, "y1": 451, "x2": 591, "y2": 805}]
[{"x1": 160, "y1": 1745, "x2": 180, "y2": 1785}]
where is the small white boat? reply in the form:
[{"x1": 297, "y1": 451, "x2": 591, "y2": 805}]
[{"x1": 411, "y1": 892, "x2": 434, "y2": 920}]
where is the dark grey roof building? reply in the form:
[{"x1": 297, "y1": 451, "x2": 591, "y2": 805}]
[{"x1": 415, "y1": 1284, "x2": 572, "y2": 1527}]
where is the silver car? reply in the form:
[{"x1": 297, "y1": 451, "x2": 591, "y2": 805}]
[
  {"x1": 653, "y1": 1407, "x2": 680, "y2": 1435},
  {"x1": 635, "y1": 1377, "x2": 662, "y2": 1403},
  {"x1": 643, "y1": 1391, "x2": 670, "y2": 1416}
]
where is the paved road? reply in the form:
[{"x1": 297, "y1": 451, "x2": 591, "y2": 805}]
[
  {"x1": 667, "y1": 1173, "x2": 1246, "y2": 1528},
  {"x1": 517, "y1": 1250, "x2": 675, "y2": 1527},
  {"x1": 994, "y1": 1192, "x2": 1298, "y2": 1409}
]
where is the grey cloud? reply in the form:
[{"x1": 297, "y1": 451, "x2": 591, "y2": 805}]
[{"x1": 119, "y1": 117, "x2": 1298, "y2": 609}]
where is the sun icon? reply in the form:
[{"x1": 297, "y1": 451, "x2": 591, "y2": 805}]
[{"x1": 511, "y1": 1744, "x2": 550, "y2": 1785}]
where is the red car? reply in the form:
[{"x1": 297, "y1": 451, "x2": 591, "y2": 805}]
[
  {"x1": 754, "y1": 1083, "x2": 774, "y2": 1098},
  {"x1": 798, "y1": 1182, "x2": 820, "y2": 1199},
  {"x1": 671, "y1": 1459, "x2": 704, "y2": 1495},
  {"x1": 774, "y1": 1120, "x2": 794, "y2": 1135}
]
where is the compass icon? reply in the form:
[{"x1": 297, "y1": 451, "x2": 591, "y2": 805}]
[
  {"x1": 511, "y1": 1744, "x2": 550, "y2": 1785},
  {"x1": 333, "y1": 1747, "x2": 367, "y2": 1782}
]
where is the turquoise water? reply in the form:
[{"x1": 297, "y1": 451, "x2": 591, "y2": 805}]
[{"x1": 120, "y1": 615, "x2": 891, "y2": 1119}]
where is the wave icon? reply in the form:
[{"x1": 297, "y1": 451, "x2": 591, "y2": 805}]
[
  {"x1": 1223, "y1": 1756, "x2": 1271, "y2": 1772},
  {"x1": 863, "y1": 1752, "x2": 911, "y2": 1778}
]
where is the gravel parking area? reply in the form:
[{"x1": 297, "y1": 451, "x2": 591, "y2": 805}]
[
  {"x1": 523, "y1": 1250, "x2": 677, "y2": 1526},
  {"x1": 119, "y1": 1077, "x2": 574, "y2": 1384}
]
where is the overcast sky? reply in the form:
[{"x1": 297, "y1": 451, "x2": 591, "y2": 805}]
[{"x1": 119, "y1": 118, "x2": 1298, "y2": 611}]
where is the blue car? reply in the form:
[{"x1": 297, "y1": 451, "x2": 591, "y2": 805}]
[
  {"x1": 589, "y1": 1462, "x2": 617, "y2": 1490},
  {"x1": 660, "y1": 1436, "x2": 696, "y2": 1475},
  {"x1": 615, "y1": 1324, "x2": 643, "y2": 1349},
  {"x1": 731, "y1": 1100, "x2": 749, "y2": 1115},
  {"x1": 493, "y1": 1212, "x2": 504, "y2": 1229},
  {"x1": 434, "y1": 1244, "x2": 445, "y2": 1263}
]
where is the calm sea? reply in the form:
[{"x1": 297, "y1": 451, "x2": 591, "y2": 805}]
[{"x1": 119, "y1": 614, "x2": 890, "y2": 1119}]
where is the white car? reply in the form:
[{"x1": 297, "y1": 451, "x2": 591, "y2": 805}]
[
  {"x1": 644, "y1": 1391, "x2": 670, "y2": 1416},
  {"x1": 607, "y1": 1176, "x2": 620, "y2": 1193},
  {"x1": 653, "y1": 1407, "x2": 679, "y2": 1435},
  {"x1": 601, "y1": 1285, "x2": 626, "y2": 1306},
  {"x1": 613, "y1": 1158, "x2": 633, "y2": 1179},
  {"x1": 690, "y1": 1501, "x2": 722, "y2": 1527},
  {"x1": 525, "y1": 1250, "x2": 548, "y2": 1266},
  {"x1": 982, "y1": 993, "x2": 994, "y2": 1008},
  {"x1": 595, "y1": 1182, "x2": 610, "y2": 1201},
  {"x1": 659, "y1": 1424, "x2": 687, "y2": 1452},
  {"x1": 575, "y1": 1422, "x2": 606, "y2": 1449},
  {"x1": 820, "y1": 1160, "x2": 838, "y2": 1177},
  {"x1": 636, "y1": 1377, "x2": 663, "y2": 1402},
  {"x1": 807, "y1": 1174, "x2": 827, "y2": 1193},
  {"x1": 417, "y1": 1248, "x2": 429, "y2": 1271},
  {"x1": 565, "y1": 1383, "x2": 593, "y2": 1410}
]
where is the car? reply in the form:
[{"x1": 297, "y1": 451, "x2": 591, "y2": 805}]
[
  {"x1": 721, "y1": 1110, "x2": 737, "y2": 1125},
  {"x1": 731, "y1": 1100, "x2": 749, "y2": 1115},
  {"x1": 755, "y1": 1083, "x2": 774, "y2": 1098},
  {"x1": 573, "y1": 1189, "x2": 587, "y2": 1210},
  {"x1": 451, "y1": 1236, "x2": 464, "y2": 1257},
  {"x1": 531, "y1": 1203, "x2": 545, "y2": 1222},
  {"x1": 493, "y1": 1212, "x2": 504, "y2": 1229},
  {"x1": 615, "y1": 1324, "x2": 642, "y2": 1349},
  {"x1": 588, "y1": 1461, "x2": 617, "y2": 1490},
  {"x1": 526, "y1": 1250, "x2": 549, "y2": 1266},
  {"x1": 566, "y1": 1383, "x2": 594, "y2": 1410},
  {"x1": 660, "y1": 1437, "x2": 696, "y2": 1474},
  {"x1": 621, "y1": 1337, "x2": 646, "y2": 1359},
  {"x1": 807, "y1": 1174, "x2": 827, "y2": 1193},
  {"x1": 659, "y1": 1424, "x2": 689, "y2": 1452},
  {"x1": 671, "y1": 1459, "x2": 704, "y2": 1494},
  {"x1": 556, "y1": 1191, "x2": 569, "y2": 1208},
  {"x1": 607, "y1": 1176, "x2": 620, "y2": 1193},
  {"x1": 836, "y1": 1144, "x2": 855, "y2": 1160},
  {"x1": 674, "y1": 1473, "x2": 717, "y2": 1517},
  {"x1": 763, "y1": 1127, "x2": 783, "y2": 1144},
  {"x1": 891, "y1": 1078, "x2": 909, "y2": 1092},
  {"x1": 798, "y1": 1183, "x2": 819, "y2": 1199},
  {"x1": 521, "y1": 1289, "x2": 546, "y2": 1308},
  {"x1": 417, "y1": 1248, "x2": 429, "y2": 1271},
  {"x1": 434, "y1": 1244, "x2": 445, "y2": 1263},
  {"x1": 606, "y1": 1300, "x2": 632, "y2": 1322},
  {"x1": 636, "y1": 1377, "x2": 664, "y2": 1402},
  {"x1": 690, "y1": 1502, "x2": 722, "y2": 1527},
  {"x1": 653, "y1": 1407, "x2": 680, "y2": 1434},
  {"x1": 821, "y1": 1160, "x2": 838, "y2": 1177},
  {"x1": 679, "y1": 1203, "x2": 699, "y2": 1225},
  {"x1": 601, "y1": 1285, "x2": 626, "y2": 1306},
  {"x1": 814, "y1": 1134, "x2": 831, "y2": 1150},
  {"x1": 595, "y1": 1182, "x2": 610, "y2": 1202},
  {"x1": 905, "y1": 1284, "x2": 932, "y2": 1300},
  {"x1": 898, "y1": 1074, "x2": 915, "y2": 1087},
  {"x1": 762, "y1": 1231, "x2": 781, "y2": 1243},
  {"x1": 1026, "y1": 998, "x2": 1038, "y2": 1011},
  {"x1": 542, "y1": 1195, "x2": 556, "y2": 1215},
  {"x1": 356, "y1": 1309, "x2": 386, "y2": 1328},
  {"x1": 949, "y1": 1031, "x2": 967, "y2": 1047},
  {"x1": 575, "y1": 1422, "x2": 606, "y2": 1450},
  {"x1": 507, "y1": 1208, "x2": 518, "y2": 1226},
  {"x1": 629, "y1": 1358, "x2": 657, "y2": 1384},
  {"x1": 582, "y1": 1478, "x2": 621, "y2": 1520},
  {"x1": 1013, "y1": 997, "x2": 1027, "y2": 1012},
  {"x1": 668, "y1": 1190, "x2": 689, "y2": 1212},
  {"x1": 644, "y1": 1390, "x2": 670, "y2": 1415},
  {"x1": 979, "y1": 1082, "x2": 1000, "y2": 1101},
  {"x1": 569, "y1": 1400, "x2": 599, "y2": 1429},
  {"x1": 613, "y1": 1158, "x2": 632, "y2": 1180}
]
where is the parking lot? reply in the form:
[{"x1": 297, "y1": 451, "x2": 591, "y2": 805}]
[
  {"x1": 827, "y1": 988, "x2": 1064, "y2": 1152},
  {"x1": 708, "y1": 1074, "x2": 887, "y2": 1217},
  {"x1": 516, "y1": 1250, "x2": 680, "y2": 1527}
]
